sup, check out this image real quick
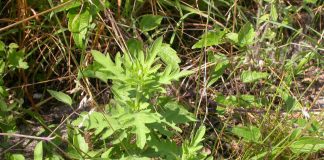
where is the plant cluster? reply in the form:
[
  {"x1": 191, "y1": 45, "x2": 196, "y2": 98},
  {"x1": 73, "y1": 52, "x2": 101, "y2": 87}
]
[{"x1": 0, "y1": 0, "x2": 323, "y2": 159}]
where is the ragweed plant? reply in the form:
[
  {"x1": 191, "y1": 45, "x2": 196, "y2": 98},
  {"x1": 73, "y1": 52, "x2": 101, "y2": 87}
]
[{"x1": 71, "y1": 37, "x2": 210, "y2": 159}]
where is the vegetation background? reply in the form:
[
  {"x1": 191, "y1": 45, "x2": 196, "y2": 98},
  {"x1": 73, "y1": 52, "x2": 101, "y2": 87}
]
[{"x1": 0, "y1": 0, "x2": 323, "y2": 159}]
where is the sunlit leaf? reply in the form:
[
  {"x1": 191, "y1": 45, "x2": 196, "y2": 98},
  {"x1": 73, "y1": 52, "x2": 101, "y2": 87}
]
[
  {"x1": 240, "y1": 70, "x2": 268, "y2": 83},
  {"x1": 34, "y1": 141, "x2": 43, "y2": 160},
  {"x1": 73, "y1": 129, "x2": 89, "y2": 153},
  {"x1": 139, "y1": 14, "x2": 163, "y2": 32},
  {"x1": 207, "y1": 53, "x2": 229, "y2": 87},
  {"x1": 160, "y1": 101, "x2": 196, "y2": 124},
  {"x1": 232, "y1": 125, "x2": 261, "y2": 143},
  {"x1": 192, "y1": 30, "x2": 225, "y2": 49},
  {"x1": 10, "y1": 154, "x2": 25, "y2": 160},
  {"x1": 192, "y1": 125, "x2": 206, "y2": 147},
  {"x1": 8, "y1": 50, "x2": 29, "y2": 69},
  {"x1": 238, "y1": 22, "x2": 255, "y2": 47},
  {"x1": 226, "y1": 32, "x2": 238, "y2": 43},
  {"x1": 290, "y1": 137, "x2": 324, "y2": 153},
  {"x1": 304, "y1": 0, "x2": 317, "y2": 4},
  {"x1": 47, "y1": 90, "x2": 72, "y2": 106},
  {"x1": 68, "y1": 7, "x2": 92, "y2": 49},
  {"x1": 158, "y1": 43, "x2": 181, "y2": 69}
]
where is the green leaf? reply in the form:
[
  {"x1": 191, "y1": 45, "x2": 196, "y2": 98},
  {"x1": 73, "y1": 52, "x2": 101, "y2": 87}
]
[
  {"x1": 304, "y1": 0, "x2": 317, "y2": 4},
  {"x1": 10, "y1": 154, "x2": 25, "y2": 160},
  {"x1": 147, "y1": 37, "x2": 163, "y2": 67},
  {"x1": 124, "y1": 110, "x2": 160, "y2": 149},
  {"x1": 101, "y1": 148, "x2": 113, "y2": 158},
  {"x1": 207, "y1": 53, "x2": 229, "y2": 87},
  {"x1": 139, "y1": 14, "x2": 163, "y2": 32},
  {"x1": 0, "y1": 85, "x2": 8, "y2": 97},
  {"x1": 34, "y1": 141, "x2": 43, "y2": 160},
  {"x1": 290, "y1": 137, "x2": 324, "y2": 153},
  {"x1": 47, "y1": 90, "x2": 72, "y2": 106},
  {"x1": 147, "y1": 135, "x2": 180, "y2": 159},
  {"x1": 9, "y1": 43, "x2": 19, "y2": 49},
  {"x1": 160, "y1": 101, "x2": 196, "y2": 124},
  {"x1": 91, "y1": 50, "x2": 115, "y2": 69},
  {"x1": 232, "y1": 125, "x2": 261, "y2": 143},
  {"x1": 127, "y1": 38, "x2": 144, "y2": 58},
  {"x1": 73, "y1": 129, "x2": 89, "y2": 153},
  {"x1": 215, "y1": 94, "x2": 238, "y2": 107},
  {"x1": 56, "y1": 0, "x2": 81, "y2": 13},
  {"x1": 240, "y1": 70, "x2": 268, "y2": 83},
  {"x1": 8, "y1": 50, "x2": 29, "y2": 69},
  {"x1": 270, "y1": 4, "x2": 278, "y2": 21},
  {"x1": 238, "y1": 22, "x2": 255, "y2": 47},
  {"x1": 0, "y1": 41, "x2": 5, "y2": 52},
  {"x1": 158, "y1": 43, "x2": 181, "y2": 69},
  {"x1": 0, "y1": 99, "x2": 7, "y2": 111},
  {"x1": 239, "y1": 94, "x2": 263, "y2": 108},
  {"x1": 91, "y1": 0, "x2": 110, "y2": 10},
  {"x1": 192, "y1": 30, "x2": 225, "y2": 49},
  {"x1": 226, "y1": 32, "x2": 238, "y2": 43},
  {"x1": 192, "y1": 125, "x2": 206, "y2": 147},
  {"x1": 68, "y1": 7, "x2": 92, "y2": 49},
  {"x1": 159, "y1": 67, "x2": 194, "y2": 85}
]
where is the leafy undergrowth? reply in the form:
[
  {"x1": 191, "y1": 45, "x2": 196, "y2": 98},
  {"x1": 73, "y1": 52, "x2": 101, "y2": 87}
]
[{"x1": 0, "y1": 0, "x2": 323, "y2": 159}]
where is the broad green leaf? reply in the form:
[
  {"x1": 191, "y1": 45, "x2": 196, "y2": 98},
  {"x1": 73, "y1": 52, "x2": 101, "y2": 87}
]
[
  {"x1": 296, "y1": 52, "x2": 316, "y2": 74},
  {"x1": 276, "y1": 88, "x2": 302, "y2": 111},
  {"x1": 226, "y1": 32, "x2": 238, "y2": 43},
  {"x1": 10, "y1": 154, "x2": 25, "y2": 160},
  {"x1": 0, "y1": 85, "x2": 8, "y2": 97},
  {"x1": 118, "y1": 110, "x2": 160, "y2": 149},
  {"x1": 240, "y1": 70, "x2": 268, "y2": 83},
  {"x1": 101, "y1": 148, "x2": 113, "y2": 158},
  {"x1": 0, "y1": 60, "x2": 5, "y2": 75},
  {"x1": 44, "y1": 154, "x2": 63, "y2": 160},
  {"x1": 192, "y1": 125, "x2": 206, "y2": 147},
  {"x1": 47, "y1": 90, "x2": 72, "y2": 106},
  {"x1": 290, "y1": 128, "x2": 302, "y2": 140},
  {"x1": 9, "y1": 43, "x2": 19, "y2": 49},
  {"x1": 192, "y1": 30, "x2": 225, "y2": 49},
  {"x1": 91, "y1": 50, "x2": 115, "y2": 69},
  {"x1": 78, "y1": 66, "x2": 111, "y2": 82},
  {"x1": 259, "y1": 14, "x2": 270, "y2": 23},
  {"x1": 239, "y1": 94, "x2": 262, "y2": 108},
  {"x1": 232, "y1": 125, "x2": 261, "y2": 142},
  {"x1": 147, "y1": 135, "x2": 180, "y2": 159},
  {"x1": 91, "y1": 0, "x2": 111, "y2": 10},
  {"x1": 0, "y1": 41, "x2": 5, "y2": 51},
  {"x1": 160, "y1": 101, "x2": 196, "y2": 124},
  {"x1": 215, "y1": 94, "x2": 238, "y2": 107},
  {"x1": 270, "y1": 4, "x2": 278, "y2": 21},
  {"x1": 139, "y1": 14, "x2": 163, "y2": 32},
  {"x1": 304, "y1": 0, "x2": 317, "y2": 4},
  {"x1": 55, "y1": 0, "x2": 81, "y2": 13},
  {"x1": 0, "y1": 99, "x2": 7, "y2": 111},
  {"x1": 290, "y1": 137, "x2": 324, "y2": 153},
  {"x1": 73, "y1": 130, "x2": 89, "y2": 153},
  {"x1": 159, "y1": 67, "x2": 194, "y2": 85},
  {"x1": 120, "y1": 156, "x2": 150, "y2": 160},
  {"x1": 68, "y1": 7, "x2": 92, "y2": 49},
  {"x1": 207, "y1": 53, "x2": 229, "y2": 87},
  {"x1": 238, "y1": 22, "x2": 255, "y2": 47},
  {"x1": 34, "y1": 141, "x2": 43, "y2": 160},
  {"x1": 8, "y1": 50, "x2": 29, "y2": 69},
  {"x1": 127, "y1": 38, "x2": 143, "y2": 58},
  {"x1": 250, "y1": 148, "x2": 280, "y2": 160},
  {"x1": 158, "y1": 43, "x2": 181, "y2": 69},
  {"x1": 147, "y1": 37, "x2": 163, "y2": 67}
]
